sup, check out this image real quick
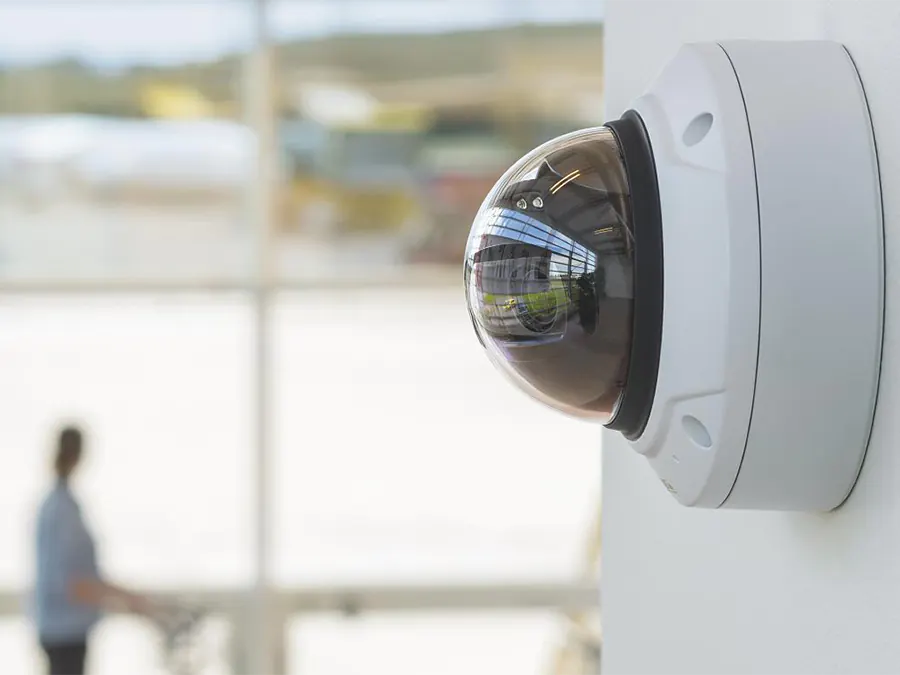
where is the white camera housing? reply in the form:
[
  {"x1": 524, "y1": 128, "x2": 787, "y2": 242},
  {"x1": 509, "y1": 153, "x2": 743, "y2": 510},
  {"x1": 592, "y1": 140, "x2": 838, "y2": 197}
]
[{"x1": 464, "y1": 41, "x2": 883, "y2": 511}]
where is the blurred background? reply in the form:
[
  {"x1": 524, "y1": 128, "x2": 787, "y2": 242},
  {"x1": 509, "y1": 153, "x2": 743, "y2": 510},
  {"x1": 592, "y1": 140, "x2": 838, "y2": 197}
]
[{"x1": 0, "y1": 1, "x2": 604, "y2": 673}]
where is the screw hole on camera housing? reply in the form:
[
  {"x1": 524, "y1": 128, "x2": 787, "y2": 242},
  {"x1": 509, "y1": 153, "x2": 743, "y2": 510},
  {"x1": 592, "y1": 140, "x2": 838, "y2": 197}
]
[{"x1": 683, "y1": 112, "x2": 714, "y2": 147}]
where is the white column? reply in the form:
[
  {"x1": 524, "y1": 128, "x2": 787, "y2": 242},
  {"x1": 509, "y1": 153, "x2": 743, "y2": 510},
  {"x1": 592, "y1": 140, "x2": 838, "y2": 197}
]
[{"x1": 246, "y1": 0, "x2": 278, "y2": 672}]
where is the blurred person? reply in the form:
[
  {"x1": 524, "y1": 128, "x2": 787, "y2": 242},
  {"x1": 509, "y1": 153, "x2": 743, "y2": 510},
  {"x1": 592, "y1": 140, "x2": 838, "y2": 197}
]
[{"x1": 31, "y1": 424, "x2": 155, "y2": 675}]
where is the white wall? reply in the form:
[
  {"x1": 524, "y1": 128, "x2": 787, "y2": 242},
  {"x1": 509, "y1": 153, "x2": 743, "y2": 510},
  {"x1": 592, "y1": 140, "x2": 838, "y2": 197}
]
[{"x1": 602, "y1": 2, "x2": 900, "y2": 673}]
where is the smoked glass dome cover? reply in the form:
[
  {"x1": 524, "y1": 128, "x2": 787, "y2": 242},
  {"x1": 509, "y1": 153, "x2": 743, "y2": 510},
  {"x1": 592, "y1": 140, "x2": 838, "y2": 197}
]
[{"x1": 464, "y1": 127, "x2": 635, "y2": 421}]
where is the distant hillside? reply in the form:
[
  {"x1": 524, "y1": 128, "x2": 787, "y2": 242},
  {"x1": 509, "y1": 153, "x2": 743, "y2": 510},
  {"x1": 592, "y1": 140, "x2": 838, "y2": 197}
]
[
  {"x1": 274, "y1": 22, "x2": 604, "y2": 82},
  {"x1": 0, "y1": 22, "x2": 603, "y2": 117}
]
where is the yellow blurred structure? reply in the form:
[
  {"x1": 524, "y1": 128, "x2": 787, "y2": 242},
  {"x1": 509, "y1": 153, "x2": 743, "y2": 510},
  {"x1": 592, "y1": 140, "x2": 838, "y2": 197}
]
[
  {"x1": 339, "y1": 102, "x2": 433, "y2": 133},
  {"x1": 140, "y1": 83, "x2": 220, "y2": 119},
  {"x1": 281, "y1": 103, "x2": 429, "y2": 235}
]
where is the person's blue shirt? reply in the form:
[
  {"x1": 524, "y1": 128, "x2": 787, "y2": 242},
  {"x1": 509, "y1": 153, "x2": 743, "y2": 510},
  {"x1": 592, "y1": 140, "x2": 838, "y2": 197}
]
[{"x1": 32, "y1": 480, "x2": 102, "y2": 643}]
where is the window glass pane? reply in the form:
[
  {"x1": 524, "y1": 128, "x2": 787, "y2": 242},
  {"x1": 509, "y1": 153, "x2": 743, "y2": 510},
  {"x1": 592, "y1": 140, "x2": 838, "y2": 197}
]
[
  {"x1": 0, "y1": 2, "x2": 254, "y2": 281},
  {"x1": 273, "y1": 288, "x2": 601, "y2": 584},
  {"x1": 0, "y1": 296, "x2": 253, "y2": 591},
  {"x1": 269, "y1": 0, "x2": 604, "y2": 281},
  {"x1": 288, "y1": 611, "x2": 600, "y2": 675}
]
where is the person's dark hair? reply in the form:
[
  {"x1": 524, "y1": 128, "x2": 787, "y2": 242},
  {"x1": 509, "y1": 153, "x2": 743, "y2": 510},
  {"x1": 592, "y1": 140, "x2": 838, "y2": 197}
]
[{"x1": 55, "y1": 425, "x2": 83, "y2": 479}]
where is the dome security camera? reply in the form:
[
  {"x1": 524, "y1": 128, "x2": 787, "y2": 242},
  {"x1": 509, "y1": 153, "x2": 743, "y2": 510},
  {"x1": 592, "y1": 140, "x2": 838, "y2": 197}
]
[{"x1": 464, "y1": 41, "x2": 884, "y2": 511}]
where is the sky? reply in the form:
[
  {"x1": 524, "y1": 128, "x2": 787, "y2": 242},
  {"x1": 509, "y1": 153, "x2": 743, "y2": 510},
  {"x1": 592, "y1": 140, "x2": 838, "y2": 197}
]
[{"x1": 0, "y1": 1, "x2": 604, "y2": 67}]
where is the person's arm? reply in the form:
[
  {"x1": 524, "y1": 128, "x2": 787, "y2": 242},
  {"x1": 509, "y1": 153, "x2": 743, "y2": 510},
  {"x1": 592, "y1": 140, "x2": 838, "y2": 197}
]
[
  {"x1": 69, "y1": 577, "x2": 154, "y2": 615},
  {"x1": 58, "y1": 504, "x2": 156, "y2": 617}
]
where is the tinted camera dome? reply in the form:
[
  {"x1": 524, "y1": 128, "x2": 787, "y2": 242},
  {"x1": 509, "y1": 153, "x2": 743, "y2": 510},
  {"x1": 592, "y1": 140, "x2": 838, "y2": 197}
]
[{"x1": 464, "y1": 127, "x2": 636, "y2": 422}]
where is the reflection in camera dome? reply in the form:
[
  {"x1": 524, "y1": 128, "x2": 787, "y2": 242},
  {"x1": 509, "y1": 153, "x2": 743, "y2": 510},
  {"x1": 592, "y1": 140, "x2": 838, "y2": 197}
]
[
  {"x1": 469, "y1": 207, "x2": 597, "y2": 340},
  {"x1": 464, "y1": 127, "x2": 634, "y2": 421}
]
